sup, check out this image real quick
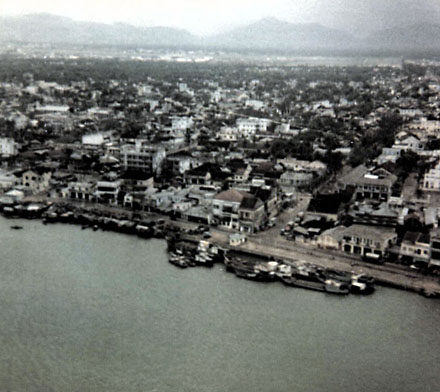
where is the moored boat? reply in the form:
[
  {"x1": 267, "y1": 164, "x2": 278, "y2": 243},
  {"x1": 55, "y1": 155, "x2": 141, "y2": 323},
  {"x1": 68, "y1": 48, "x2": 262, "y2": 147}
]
[
  {"x1": 281, "y1": 275, "x2": 326, "y2": 292},
  {"x1": 324, "y1": 279, "x2": 350, "y2": 295},
  {"x1": 168, "y1": 253, "x2": 189, "y2": 268}
]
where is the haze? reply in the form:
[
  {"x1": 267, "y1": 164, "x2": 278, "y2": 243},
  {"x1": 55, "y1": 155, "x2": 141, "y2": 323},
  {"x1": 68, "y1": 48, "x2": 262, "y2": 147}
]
[{"x1": 2, "y1": 0, "x2": 440, "y2": 36}]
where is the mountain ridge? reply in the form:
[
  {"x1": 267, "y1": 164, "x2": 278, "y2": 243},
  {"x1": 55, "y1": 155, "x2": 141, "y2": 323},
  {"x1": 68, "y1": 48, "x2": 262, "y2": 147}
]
[{"x1": 1, "y1": 13, "x2": 439, "y2": 51}]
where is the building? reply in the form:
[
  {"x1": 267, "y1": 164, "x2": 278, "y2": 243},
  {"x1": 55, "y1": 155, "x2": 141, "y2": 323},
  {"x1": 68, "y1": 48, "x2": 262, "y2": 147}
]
[
  {"x1": 421, "y1": 162, "x2": 440, "y2": 191},
  {"x1": 22, "y1": 169, "x2": 52, "y2": 193},
  {"x1": 212, "y1": 189, "x2": 246, "y2": 230},
  {"x1": 217, "y1": 126, "x2": 238, "y2": 141},
  {"x1": 318, "y1": 224, "x2": 397, "y2": 257},
  {"x1": 392, "y1": 135, "x2": 423, "y2": 152},
  {"x1": 338, "y1": 165, "x2": 397, "y2": 201},
  {"x1": 171, "y1": 116, "x2": 193, "y2": 131},
  {"x1": 82, "y1": 131, "x2": 116, "y2": 146},
  {"x1": 0, "y1": 137, "x2": 18, "y2": 157},
  {"x1": 279, "y1": 171, "x2": 314, "y2": 191},
  {"x1": 238, "y1": 195, "x2": 265, "y2": 233},
  {"x1": 429, "y1": 231, "x2": 440, "y2": 270},
  {"x1": 0, "y1": 170, "x2": 19, "y2": 190},
  {"x1": 399, "y1": 232, "x2": 431, "y2": 265},
  {"x1": 121, "y1": 140, "x2": 166, "y2": 174},
  {"x1": 94, "y1": 180, "x2": 122, "y2": 204},
  {"x1": 236, "y1": 117, "x2": 270, "y2": 137},
  {"x1": 346, "y1": 202, "x2": 398, "y2": 227},
  {"x1": 184, "y1": 163, "x2": 230, "y2": 187},
  {"x1": 65, "y1": 181, "x2": 96, "y2": 201}
]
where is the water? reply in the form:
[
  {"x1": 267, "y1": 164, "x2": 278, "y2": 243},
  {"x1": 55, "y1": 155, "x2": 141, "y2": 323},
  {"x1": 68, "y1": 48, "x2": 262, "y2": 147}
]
[{"x1": 0, "y1": 217, "x2": 439, "y2": 392}]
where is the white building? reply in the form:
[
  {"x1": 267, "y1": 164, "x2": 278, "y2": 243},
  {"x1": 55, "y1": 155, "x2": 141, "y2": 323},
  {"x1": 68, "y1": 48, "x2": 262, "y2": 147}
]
[
  {"x1": 217, "y1": 127, "x2": 238, "y2": 141},
  {"x1": 0, "y1": 137, "x2": 18, "y2": 157},
  {"x1": 82, "y1": 131, "x2": 115, "y2": 146},
  {"x1": 245, "y1": 100, "x2": 265, "y2": 110},
  {"x1": 121, "y1": 140, "x2": 166, "y2": 174},
  {"x1": 392, "y1": 135, "x2": 423, "y2": 152},
  {"x1": 422, "y1": 163, "x2": 440, "y2": 191},
  {"x1": 172, "y1": 116, "x2": 193, "y2": 131},
  {"x1": 236, "y1": 117, "x2": 270, "y2": 137}
]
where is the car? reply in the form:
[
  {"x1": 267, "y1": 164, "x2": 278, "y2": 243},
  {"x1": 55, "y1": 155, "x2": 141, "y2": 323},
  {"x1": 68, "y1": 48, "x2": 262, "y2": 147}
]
[{"x1": 202, "y1": 231, "x2": 212, "y2": 239}]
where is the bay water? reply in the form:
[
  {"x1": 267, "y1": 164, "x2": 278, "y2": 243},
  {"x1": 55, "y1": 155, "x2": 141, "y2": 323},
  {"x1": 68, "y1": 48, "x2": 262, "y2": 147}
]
[{"x1": 1, "y1": 217, "x2": 439, "y2": 392}]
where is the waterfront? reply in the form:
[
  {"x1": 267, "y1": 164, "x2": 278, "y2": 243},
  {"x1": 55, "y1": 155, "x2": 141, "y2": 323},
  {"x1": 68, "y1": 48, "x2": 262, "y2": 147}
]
[{"x1": 1, "y1": 217, "x2": 440, "y2": 392}]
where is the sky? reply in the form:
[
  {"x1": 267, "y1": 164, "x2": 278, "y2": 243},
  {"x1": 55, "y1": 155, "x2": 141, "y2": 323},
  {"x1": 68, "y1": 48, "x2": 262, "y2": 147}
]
[{"x1": 1, "y1": 0, "x2": 440, "y2": 36}]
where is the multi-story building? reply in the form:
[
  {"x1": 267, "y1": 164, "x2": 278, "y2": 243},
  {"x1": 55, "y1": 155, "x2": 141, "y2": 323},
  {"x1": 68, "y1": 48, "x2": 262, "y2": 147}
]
[
  {"x1": 338, "y1": 225, "x2": 397, "y2": 257},
  {"x1": 236, "y1": 117, "x2": 270, "y2": 137},
  {"x1": 338, "y1": 165, "x2": 397, "y2": 201},
  {"x1": 400, "y1": 232, "x2": 431, "y2": 265},
  {"x1": 212, "y1": 189, "x2": 247, "y2": 230},
  {"x1": 421, "y1": 163, "x2": 440, "y2": 191},
  {"x1": 22, "y1": 169, "x2": 52, "y2": 193},
  {"x1": 94, "y1": 180, "x2": 122, "y2": 204},
  {"x1": 121, "y1": 140, "x2": 166, "y2": 174},
  {"x1": 66, "y1": 181, "x2": 96, "y2": 201}
]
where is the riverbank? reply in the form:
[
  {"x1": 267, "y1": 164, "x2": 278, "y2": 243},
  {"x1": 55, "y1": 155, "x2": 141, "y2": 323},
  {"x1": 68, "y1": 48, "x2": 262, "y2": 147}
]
[{"x1": 2, "y1": 199, "x2": 440, "y2": 298}]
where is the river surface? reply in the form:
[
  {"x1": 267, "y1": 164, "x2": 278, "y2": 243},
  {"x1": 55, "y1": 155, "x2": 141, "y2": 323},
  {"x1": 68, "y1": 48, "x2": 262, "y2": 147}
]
[{"x1": 1, "y1": 217, "x2": 440, "y2": 392}]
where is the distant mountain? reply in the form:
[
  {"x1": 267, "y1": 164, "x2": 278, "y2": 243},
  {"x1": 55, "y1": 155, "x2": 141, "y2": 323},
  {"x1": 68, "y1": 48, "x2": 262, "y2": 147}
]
[
  {"x1": 364, "y1": 23, "x2": 440, "y2": 50},
  {"x1": 205, "y1": 18, "x2": 356, "y2": 51},
  {"x1": 0, "y1": 13, "x2": 197, "y2": 47},
  {"x1": 2, "y1": 14, "x2": 439, "y2": 52}
]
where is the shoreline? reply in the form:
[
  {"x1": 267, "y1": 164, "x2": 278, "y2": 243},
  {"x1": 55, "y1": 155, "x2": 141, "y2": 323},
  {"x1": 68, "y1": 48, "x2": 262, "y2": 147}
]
[{"x1": 2, "y1": 199, "x2": 440, "y2": 299}]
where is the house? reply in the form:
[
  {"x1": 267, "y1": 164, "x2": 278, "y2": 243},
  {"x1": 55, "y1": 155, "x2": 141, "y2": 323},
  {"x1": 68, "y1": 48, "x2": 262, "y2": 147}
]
[
  {"x1": 217, "y1": 126, "x2": 238, "y2": 141},
  {"x1": 165, "y1": 151, "x2": 200, "y2": 176},
  {"x1": 184, "y1": 163, "x2": 230, "y2": 187},
  {"x1": 22, "y1": 169, "x2": 52, "y2": 193},
  {"x1": 212, "y1": 189, "x2": 247, "y2": 230},
  {"x1": 279, "y1": 171, "x2": 314, "y2": 191},
  {"x1": 94, "y1": 180, "x2": 122, "y2": 204},
  {"x1": 399, "y1": 232, "x2": 431, "y2": 265},
  {"x1": 375, "y1": 147, "x2": 402, "y2": 165},
  {"x1": 228, "y1": 160, "x2": 252, "y2": 183},
  {"x1": 120, "y1": 171, "x2": 154, "y2": 193},
  {"x1": 238, "y1": 195, "x2": 265, "y2": 233},
  {"x1": 253, "y1": 186, "x2": 279, "y2": 220},
  {"x1": 187, "y1": 185, "x2": 220, "y2": 207},
  {"x1": 251, "y1": 161, "x2": 282, "y2": 186},
  {"x1": 392, "y1": 135, "x2": 424, "y2": 152}
]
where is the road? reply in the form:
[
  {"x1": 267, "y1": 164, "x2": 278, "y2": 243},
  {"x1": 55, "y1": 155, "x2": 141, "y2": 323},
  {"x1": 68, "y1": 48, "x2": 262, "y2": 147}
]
[{"x1": 28, "y1": 196, "x2": 440, "y2": 296}]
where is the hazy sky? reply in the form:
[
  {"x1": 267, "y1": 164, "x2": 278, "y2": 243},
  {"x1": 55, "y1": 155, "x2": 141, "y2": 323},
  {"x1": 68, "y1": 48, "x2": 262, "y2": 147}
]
[{"x1": 2, "y1": 0, "x2": 440, "y2": 35}]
